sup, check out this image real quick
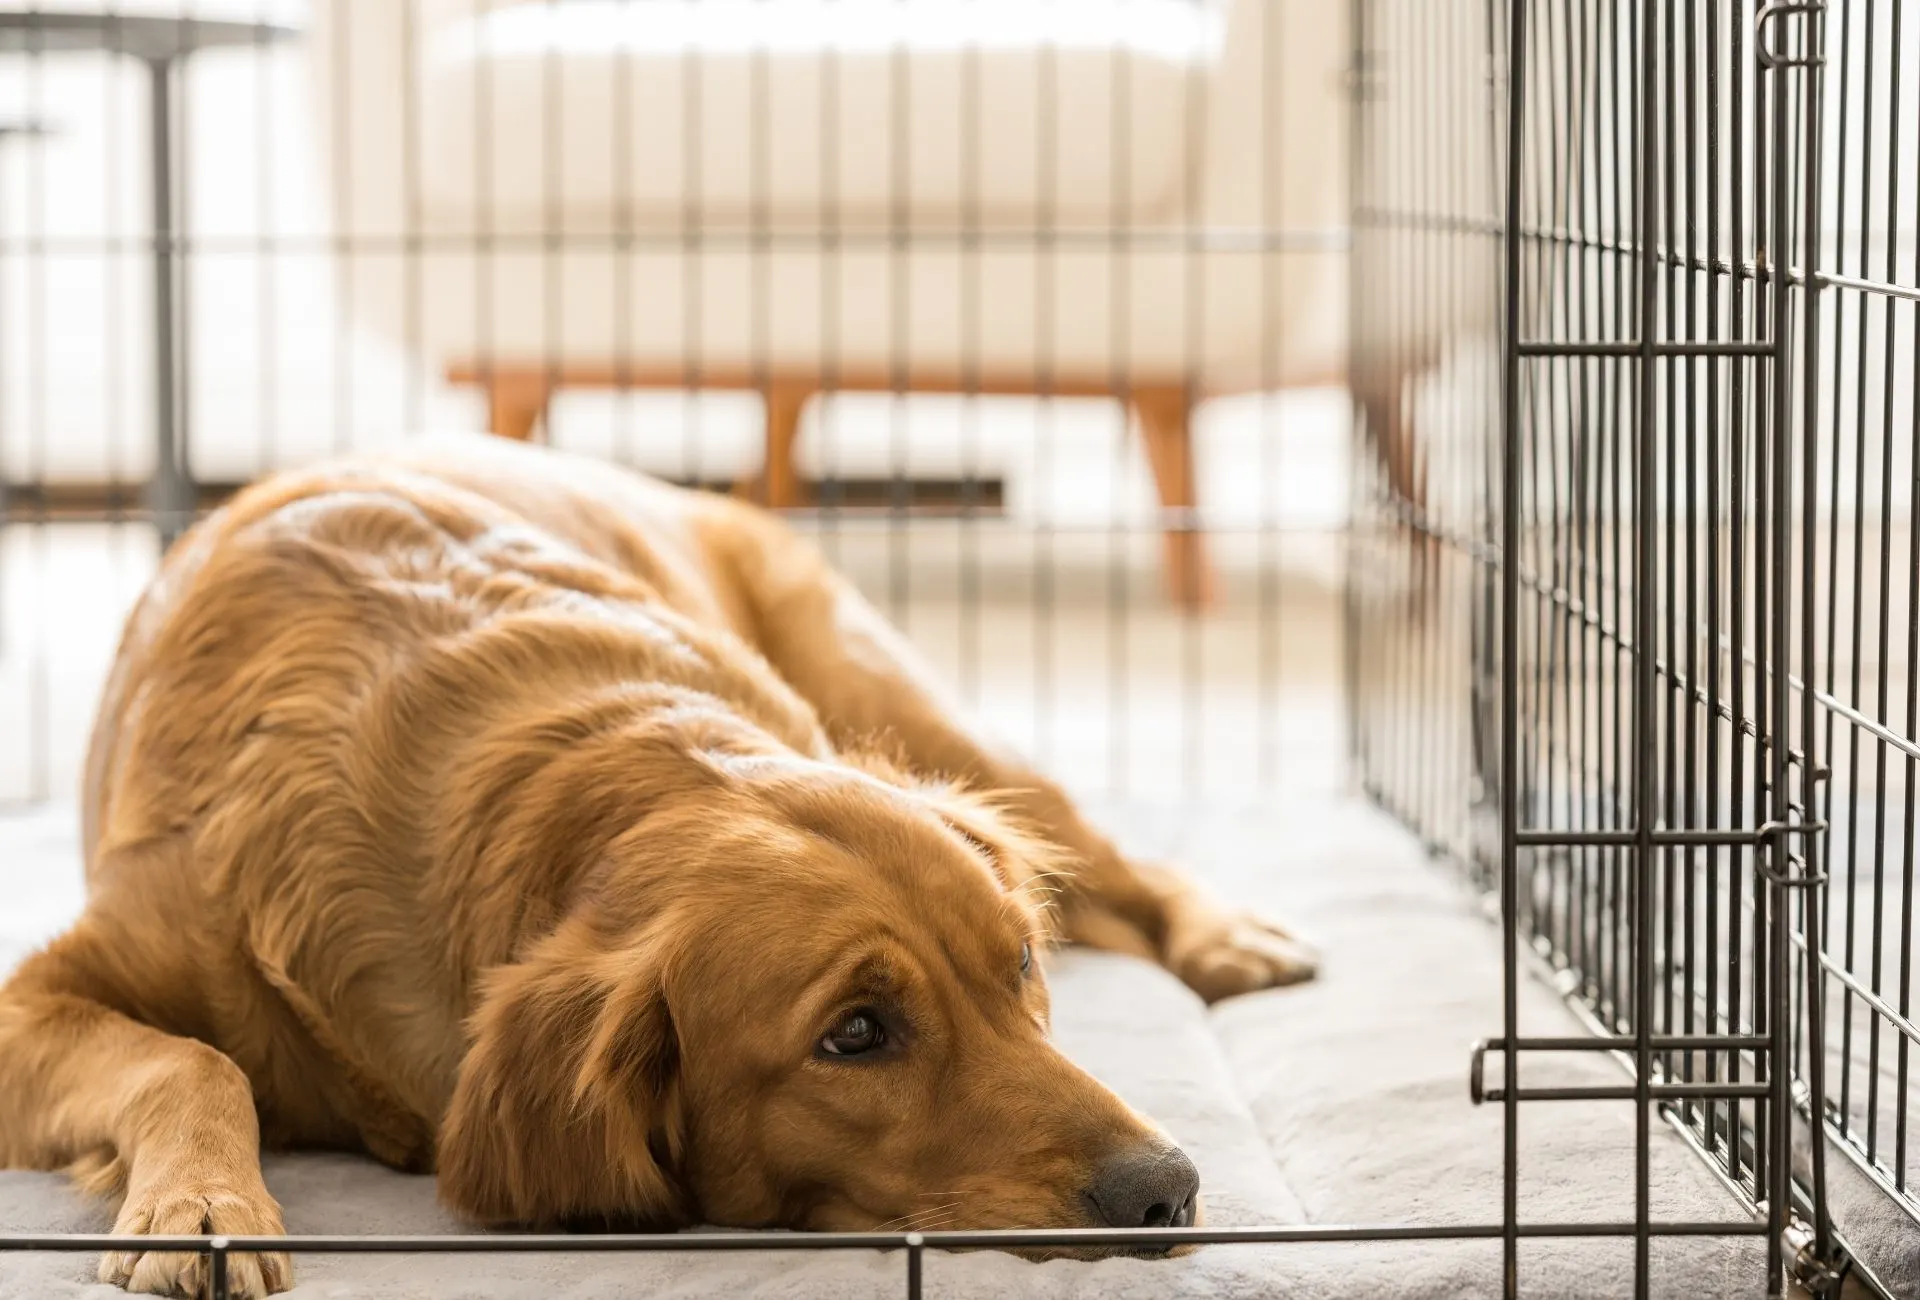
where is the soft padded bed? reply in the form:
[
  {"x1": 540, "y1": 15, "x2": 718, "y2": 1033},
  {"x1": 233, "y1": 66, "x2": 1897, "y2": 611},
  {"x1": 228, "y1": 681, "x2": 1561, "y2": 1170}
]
[{"x1": 0, "y1": 797, "x2": 1772, "y2": 1298}]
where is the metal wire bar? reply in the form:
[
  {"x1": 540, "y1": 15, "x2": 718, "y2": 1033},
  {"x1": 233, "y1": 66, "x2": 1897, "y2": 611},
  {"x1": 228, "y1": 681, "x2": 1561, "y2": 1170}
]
[
  {"x1": 1499, "y1": 4, "x2": 1528, "y2": 1294},
  {"x1": 0, "y1": 1222, "x2": 1774, "y2": 1257}
]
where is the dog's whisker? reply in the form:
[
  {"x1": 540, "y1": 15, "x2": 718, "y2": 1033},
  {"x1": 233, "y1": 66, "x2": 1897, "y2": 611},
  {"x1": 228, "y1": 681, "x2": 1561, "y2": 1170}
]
[{"x1": 874, "y1": 1202, "x2": 963, "y2": 1233}]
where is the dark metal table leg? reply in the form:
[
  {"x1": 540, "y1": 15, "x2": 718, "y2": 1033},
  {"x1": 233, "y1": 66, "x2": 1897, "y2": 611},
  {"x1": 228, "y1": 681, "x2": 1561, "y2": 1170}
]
[{"x1": 145, "y1": 54, "x2": 192, "y2": 550}]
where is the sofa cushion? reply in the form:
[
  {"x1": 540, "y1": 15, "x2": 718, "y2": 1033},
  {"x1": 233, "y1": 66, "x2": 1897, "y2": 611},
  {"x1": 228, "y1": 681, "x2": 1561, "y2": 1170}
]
[{"x1": 414, "y1": 0, "x2": 1220, "y2": 233}]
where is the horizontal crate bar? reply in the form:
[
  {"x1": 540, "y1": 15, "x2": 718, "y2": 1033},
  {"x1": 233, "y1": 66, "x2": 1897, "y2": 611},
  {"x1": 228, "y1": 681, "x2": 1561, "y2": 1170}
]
[
  {"x1": 1789, "y1": 931, "x2": 1920, "y2": 1045},
  {"x1": 1484, "y1": 1035, "x2": 1771, "y2": 1052},
  {"x1": 0, "y1": 226, "x2": 1353, "y2": 256},
  {"x1": 1815, "y1": 269, "x2": 1920, "y2": 304},
  {"x1": 1352, "y1": 206, "x2": 1797, "y2": 293},
  {"x1": 1482, "y1": 1084, "x2": 1773, "y2": 1103},
  {"x1": 0, "y1": 492, "x2": 1332, "y2": 537},
  {"x1": 0, "y1": 1220, "x2": 1771, "y2": 1255},
  {"x1": 1516, "y1": 828, "x2": 1791, "y2": 848},
  {"x1": 1516, "y1": 340, "x2": 1774, "y2": 357}
]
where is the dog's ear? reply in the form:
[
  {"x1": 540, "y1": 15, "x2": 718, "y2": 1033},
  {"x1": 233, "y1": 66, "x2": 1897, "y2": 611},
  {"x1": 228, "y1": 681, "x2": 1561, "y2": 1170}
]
[
  {"x1": 436, "y1": 921, "x2": 686, "y2": 1228},
  {"x1": 919, "y1": 785, "x2": 1075, "y2": 919}
]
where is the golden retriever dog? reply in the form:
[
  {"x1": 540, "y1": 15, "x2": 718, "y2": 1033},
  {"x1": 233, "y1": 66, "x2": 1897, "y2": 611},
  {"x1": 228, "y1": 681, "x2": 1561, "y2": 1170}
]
[{"x1": 0, "y1": 435, "x2": 1313, "y2": 1298}]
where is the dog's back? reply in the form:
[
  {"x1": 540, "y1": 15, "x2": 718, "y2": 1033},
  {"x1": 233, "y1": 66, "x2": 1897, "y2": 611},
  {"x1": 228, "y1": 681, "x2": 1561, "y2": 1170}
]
[{"x1": 76, "y1": 445, "x2": 833, "y2": 1156}]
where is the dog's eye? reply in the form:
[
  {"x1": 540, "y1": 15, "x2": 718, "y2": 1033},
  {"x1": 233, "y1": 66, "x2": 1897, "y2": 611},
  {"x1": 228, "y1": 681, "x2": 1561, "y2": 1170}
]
[
  {"x1": 819, "y1": 1010, "x2": 886, "y2": 1057},
  {"x1": 1020, "y1": 942, "x2": 1032, "y2": 976}
]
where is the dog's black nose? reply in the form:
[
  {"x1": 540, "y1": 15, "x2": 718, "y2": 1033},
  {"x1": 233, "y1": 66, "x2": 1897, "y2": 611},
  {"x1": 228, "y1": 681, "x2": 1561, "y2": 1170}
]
[{"x1": 1084, "y1": 1143, "x2": 1200, "y2": 1229}]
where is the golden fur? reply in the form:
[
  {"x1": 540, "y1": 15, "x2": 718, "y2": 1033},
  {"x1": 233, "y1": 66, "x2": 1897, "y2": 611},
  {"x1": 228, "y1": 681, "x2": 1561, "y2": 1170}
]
[{"x1": 0, "y1": 435, "x2": 1313, "y2": 1298}]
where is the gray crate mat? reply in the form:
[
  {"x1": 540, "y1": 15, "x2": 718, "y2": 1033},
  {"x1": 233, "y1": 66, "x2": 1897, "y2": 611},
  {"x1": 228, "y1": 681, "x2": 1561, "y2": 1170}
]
[{"x1": 0, "y1": 799, "x2": 1766, "y2": 1297}]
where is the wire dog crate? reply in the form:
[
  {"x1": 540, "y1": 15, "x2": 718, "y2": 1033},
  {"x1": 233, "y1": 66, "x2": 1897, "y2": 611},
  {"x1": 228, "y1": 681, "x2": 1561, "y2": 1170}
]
[
  {"x1": 1356, "y1": 0, "x2": 1919, "y2": 1294},
  {"x1": 0, "y1": 1, "x2": 1914, "y2": 1298}
]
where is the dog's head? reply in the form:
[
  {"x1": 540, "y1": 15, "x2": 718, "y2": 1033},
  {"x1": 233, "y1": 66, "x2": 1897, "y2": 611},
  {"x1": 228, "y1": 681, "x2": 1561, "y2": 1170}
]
[{"x1": 435, "y1": 750, "x2": 1199, "y2": 1251}]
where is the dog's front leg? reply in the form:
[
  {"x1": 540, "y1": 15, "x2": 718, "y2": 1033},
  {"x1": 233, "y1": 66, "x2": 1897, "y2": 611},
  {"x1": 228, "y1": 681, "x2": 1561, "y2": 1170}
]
[
  {"x1": 0, "y1": 932, "x2": 290, "y2": 1298},
  {"x1": 722, "y1": 515, "x2": 1316, "y2": 1001}
]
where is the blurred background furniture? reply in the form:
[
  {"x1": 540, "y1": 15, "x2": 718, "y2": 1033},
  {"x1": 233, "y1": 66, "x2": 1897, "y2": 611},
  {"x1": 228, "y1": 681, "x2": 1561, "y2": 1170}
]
[{"x1": 310, "y1": 0, "x2": 1353, "y2": 608}]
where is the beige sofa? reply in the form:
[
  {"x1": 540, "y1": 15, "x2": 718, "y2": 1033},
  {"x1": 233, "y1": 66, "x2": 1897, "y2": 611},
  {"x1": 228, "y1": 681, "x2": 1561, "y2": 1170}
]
[{"x1": 309, "y1": 0, "x2": 1352, "y2": 606}]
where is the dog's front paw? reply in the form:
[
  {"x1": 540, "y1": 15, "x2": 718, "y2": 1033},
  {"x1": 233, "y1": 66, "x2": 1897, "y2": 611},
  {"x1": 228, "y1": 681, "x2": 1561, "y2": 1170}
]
[
  {"x1": 1167, "y1": 911, "x2": 1317, "y2": 1002},
  {"x1": 99, "y1": 1174, "x2": 291, "y2": 1298}
]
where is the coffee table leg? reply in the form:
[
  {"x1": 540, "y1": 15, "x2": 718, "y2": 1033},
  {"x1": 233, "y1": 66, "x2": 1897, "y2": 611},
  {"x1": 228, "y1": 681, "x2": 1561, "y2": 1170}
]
[{"x1": 145, "y1": 55, "x2": 192, "y2": 550}]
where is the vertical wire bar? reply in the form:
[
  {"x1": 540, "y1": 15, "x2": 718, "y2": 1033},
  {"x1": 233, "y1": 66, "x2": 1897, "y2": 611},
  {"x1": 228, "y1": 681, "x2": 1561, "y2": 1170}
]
[
  {"x1": 1865, "y1": 0, "x2": 1902, "y2": 1172},
  {"x1": 1842, "y1": 0, "x2": 1876, "y2": 1162},
  {"x1": 1414, "y1": 0, "x2": 1438, "y2": 837},
  {"x1": 681, "y1": 0, "x2": 706, "y2": 505},
  {"x1": 26, "y1": 0, "x2": 50, "y2": 802},
  {"x1": 755, "y1": 0, "x2": 773, "y2": 512},
  {"x1": 1382, "y1": 0, "x2": 1397, "y2": 825},
  {"x1": 1526, "y1": 0, "x2": 1555, "y2": 949},
  {"x1": 1660, "y1": 0, "x2": 1681, "y2": 1089},
  {"x1": 543, "y1": 0, "x2": 560, "y2": 452},
  {"x1": 1432, "y1": 0, "x2": 1452, "y2": 842},
  {"x1": 255, "y1": 3, "x2": 280, "y2": 488},
  {"x1": 1032, "y1": 33, "x2": 1057, "y2": 774},
  {"x1": 1547, "y1": 0, "x2": 1582, "y2": 967},
  {"x1": 1702, "y1": 0, "x2": 1727, "y2": 1165},
  {"x1": 817, "y1": 0, "x2": 839, "y2": 561},
  {"x1": 1726, "y1": 0, "x2": 1751, "y2": 1184},
  {"x1": 887, "y1": 0, "x2": 908, "y2": 628},
  {"x1": 401, "y1": 0, "x2": 422, "y2": 441},
  {"x1": 958, "y1": 4, "x2": 980, "y2": 710},
  {"x1": 178, "y1": 13, "x2": 201, "y2": 519},
  {"x1": 209, "y1": 1237, "x2": 228, "y2": 1300},
  {"x1": 105, "y1": 7, "x2": 129, "y2": 648},
  {"x1": 1106, "y1": 8, "x2": 1131, "y2": 799},
  {"x1": 1428, "y1": 0, "x2": 1443, "y2": 841},
  {"x1": 1285, "y1": 0, "x2": 1308, "y2": 797},
  {"x1": 1178, "y1": 0, "x2": 1206, "y2": 804},
  {"x1": 1898, "y1": 23, "x2": 1920, "y2": 1193},
  {"x1": 1752, "y1": 0, "x2": 1777, "y2": 1202},
  {"x1": 0, "y1": 46, "x2": 11, "y2": 682},
  {"x1": 1344, "y1": 0, "x2": 1359, "y2": 791},
  {"x1": 904, "y1": 1232, "x2": 924, "y2": 1300},
  {"x1": 1832, "y1": 0, "x2": 1870, "y2": 1151},
  {"x1": 1597, "y1": 0, "x2": 1628, "y2": 1021},
  {"x1": 0, "y1": 34, "x2": 13, "y2": 743},
  {"x1": 1794, "y1": 0, "x2": 1833, "y2": 1258},
  {"x1": 1605, "y1": 0, "x2": 1628, "y2": 1032},
  {"x1": 1763, "y1": 0, "x2": 1796, "y2": 1279},
  {"x1": 147, "y1": 59, "x2": 180, "y2": 545},
  {"x1": 1495, "y1": 0, "x2": 1520, "y2": 896},
  {"x1": 1443, "y1": 0, "x2": 1470, "y2": 853},
  {"x1": 1570, "y1": 0, "x2": 1599, "y2": 980},
  {"x1": 1393, "y1": 0, "x2": 1417, "y2": 832},
  {"x1": 1527, "y1": 0, "x2": 1564, "y2": 932},
  {"x1": 473, "y1": 0, "x2": 494, "y2": 453},
  {"x1": 1501, "y1": 0, "x2": 1529, "y2": 1293},
  {"x1": 1402, "y1": 0, "x2": 1425, "y2": 831},
  {"x1": 1384, "y1": 0, "x2": 1411, "y2": 829},
  {"x1": 329, "y1": 1, "x2": 351, "y2": 459},
  {"x1": 611, "y1": 0, "x2": 632, "y2": 467},
  {"x1": 1407, "y1": 0, "x2": 1423, "y2": 834},
  {"x1": 1858, "y1": 0, "x2": 1904, "y2": 1167},
  {"x1": 1632, "y1": 0, "x2": 1661, "y2": 1287},
  {"x1": 1680, "y1": 0, "x2": 1703, "y2": 1120},
  {"x1": 1438, "y1": 0, "x2": 1459, "y2": 843},
  {"x1": 1897, "y1": 33, "x2": 1920, "y2": 1191}
]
